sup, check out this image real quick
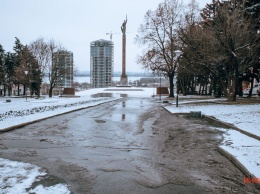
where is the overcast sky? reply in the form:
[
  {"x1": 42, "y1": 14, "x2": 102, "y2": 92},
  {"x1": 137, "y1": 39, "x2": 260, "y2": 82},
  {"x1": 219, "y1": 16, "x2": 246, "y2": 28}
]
[{"x1": 0, "y1": 0, "x2": 211, "y2": 73}]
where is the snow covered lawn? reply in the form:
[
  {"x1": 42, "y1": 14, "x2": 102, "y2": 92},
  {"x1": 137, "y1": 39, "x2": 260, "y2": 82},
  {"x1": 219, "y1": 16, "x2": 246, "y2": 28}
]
[
  {"x1": 165, "y1": 102, "x2": 260, "y2": 137},
  {"x1": 220, "y1": 129, "x2": 260, "y2": 178},
  {"x1": 164, "y1": 98, "x2": 260, "y2": 178}
]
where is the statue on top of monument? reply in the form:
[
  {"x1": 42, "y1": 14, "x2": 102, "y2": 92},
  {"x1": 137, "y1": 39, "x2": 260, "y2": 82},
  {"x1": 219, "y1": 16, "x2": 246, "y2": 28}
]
[{"x1": 121, "y1": 15, "x2": 127, "y2": 34}]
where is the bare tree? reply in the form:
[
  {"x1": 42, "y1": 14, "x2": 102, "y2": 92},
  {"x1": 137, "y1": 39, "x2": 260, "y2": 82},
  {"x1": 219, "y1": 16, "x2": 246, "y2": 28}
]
[
  {"x1": 48, "y1": 40, "x2": 67, "y2": 97},
  {"x1": 29, "y1": 37, "x2": 51, "y2": 82},
  {"x1": 29, "y1": 38, "x2": 67, "y2": 97},
  {"x1": 180, "y1": 0, "x2": 259, "y2": 101},
  {"x1": 178, "y1": 0, "x2": 214, "y2": 96},
  {"x1": 179, "y1": 1, "x2": 227, "y2": 96},
  {"x1": 135, "y1": 0, "x2": 184, "y2": 97},
  {"x1": 204, "y1": 0, "x2": 259, "y2": 101}
]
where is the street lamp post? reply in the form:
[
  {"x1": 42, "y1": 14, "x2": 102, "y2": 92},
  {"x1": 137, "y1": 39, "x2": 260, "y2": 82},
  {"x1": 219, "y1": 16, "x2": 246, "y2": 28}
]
[
  {"x1": 174, "y1": 50, "x2": 183, "y2": 107},
  {"x1": 24, "y1": 70, "x2": 28, "y2": 101}
]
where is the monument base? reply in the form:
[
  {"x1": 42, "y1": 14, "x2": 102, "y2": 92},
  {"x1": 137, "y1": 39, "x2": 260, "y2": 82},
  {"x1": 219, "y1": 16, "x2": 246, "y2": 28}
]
[
  {"x1": 119, "y1": 75, "x2": 128, "y2": 86},
  {"x1": 116, "y1": 85, "x2": 131, "y2": 87},
  {"x1": 117, "y1": 76, "x2": 131, "y2": 87}
]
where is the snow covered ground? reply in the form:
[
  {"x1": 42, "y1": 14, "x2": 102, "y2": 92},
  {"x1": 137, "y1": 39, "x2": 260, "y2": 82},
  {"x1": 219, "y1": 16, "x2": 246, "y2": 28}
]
[
  {"x1": 165, "y1": 101, "x2": 260, "y2": 137},
  {"x1": 0, "y1": 87, "x2": 154, "y2": 193},
  {"x1": 164, "y1": 99, "x2": 260, "y2": 178},
  {"x1": 0, "y1": 158, "x2": 70, "y2": 194},
  {"x1": 0, "y1": 88, "x2": 259, "y2": 193}
]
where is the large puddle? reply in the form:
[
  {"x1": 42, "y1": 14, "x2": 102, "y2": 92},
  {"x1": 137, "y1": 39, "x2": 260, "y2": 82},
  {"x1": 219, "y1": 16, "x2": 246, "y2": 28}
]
[{"x1": 107, "y1": 99, "x2": 146, "y2": 123}]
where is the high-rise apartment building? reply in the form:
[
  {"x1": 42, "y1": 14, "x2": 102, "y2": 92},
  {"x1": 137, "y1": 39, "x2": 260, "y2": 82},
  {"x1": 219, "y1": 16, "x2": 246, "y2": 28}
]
[
  {"x1": 90, "y1": 39, "x2": 114, "y2": 88},
  {"x1": 53, "y1": 50, "x2": 74, "y2": 88}
]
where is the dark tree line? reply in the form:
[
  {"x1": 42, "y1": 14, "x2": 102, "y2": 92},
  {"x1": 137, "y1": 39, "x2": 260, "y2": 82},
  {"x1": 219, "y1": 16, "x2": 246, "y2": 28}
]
[
  {"x1": 136, "y1": 0, "x2": 260, "y2": 101},
  {"x1": 0, "y1": 37, "x2": 71, "y2": 97},
  {"x1": 181, "y1": 0, "x2": 260, "y2": 101},
  {"x1": 0, "y1": 37, "x2": 41, "y2": 97}
]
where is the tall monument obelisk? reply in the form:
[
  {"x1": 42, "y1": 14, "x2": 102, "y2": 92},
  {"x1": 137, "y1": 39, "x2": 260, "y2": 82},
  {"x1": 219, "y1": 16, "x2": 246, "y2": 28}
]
[{"x1": 120, "y1": 15, "x2": 128, "y2": 85}]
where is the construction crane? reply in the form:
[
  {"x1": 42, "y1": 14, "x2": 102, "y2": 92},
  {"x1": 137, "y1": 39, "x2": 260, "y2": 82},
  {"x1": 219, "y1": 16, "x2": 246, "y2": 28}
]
[{"x1": 106, "y1": 32, "x2": 120, "y2": 40}]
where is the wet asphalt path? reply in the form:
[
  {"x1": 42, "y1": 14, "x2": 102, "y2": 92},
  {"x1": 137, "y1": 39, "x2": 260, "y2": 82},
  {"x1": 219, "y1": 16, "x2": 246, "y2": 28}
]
[{"x1": 0, "y1": 97, "x2": 258, "y2": 194}]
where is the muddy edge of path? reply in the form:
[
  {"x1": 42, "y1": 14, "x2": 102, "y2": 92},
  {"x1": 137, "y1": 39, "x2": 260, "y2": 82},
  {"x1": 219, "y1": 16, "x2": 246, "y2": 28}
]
[{"x1": 136, "y1": 104, "x2": 258, "y2": 193}]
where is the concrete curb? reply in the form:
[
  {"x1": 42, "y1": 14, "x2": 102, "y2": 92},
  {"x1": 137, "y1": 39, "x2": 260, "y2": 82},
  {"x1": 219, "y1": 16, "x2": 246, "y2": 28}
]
[
  {"x1": 217, "y1": 146, "x2": 260, "y2": 190},
  {"x1": 161, "y1": 105, "x2": 260, "y2": 141},
  {"x1": 217, "y1": 146, "x2": 254, "y2": 178},
  {"x1": 203, "y1": 115, "x2": 260, "y2": 141},
  {"x1": 161, "y1": 105, "x2": 260, "y2": 186},
  {"x1": 0, "y1": 98, "x2": 121, "y2": 133}
]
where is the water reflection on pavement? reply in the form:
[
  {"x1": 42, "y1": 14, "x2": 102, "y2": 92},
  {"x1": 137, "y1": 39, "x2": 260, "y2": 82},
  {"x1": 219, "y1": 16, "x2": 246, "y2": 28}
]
[{"x1": 0, "y1": 97, "x2": 256, "y2": 194}]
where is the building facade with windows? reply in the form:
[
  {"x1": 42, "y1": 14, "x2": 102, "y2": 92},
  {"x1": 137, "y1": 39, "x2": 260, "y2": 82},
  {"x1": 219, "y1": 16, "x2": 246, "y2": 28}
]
[
  {"x1": 90, "y1": 39, "x2": 114, "y2": 88},
  {"x1": 53, "y1": 50, "x2": 74, "y2": 88}
]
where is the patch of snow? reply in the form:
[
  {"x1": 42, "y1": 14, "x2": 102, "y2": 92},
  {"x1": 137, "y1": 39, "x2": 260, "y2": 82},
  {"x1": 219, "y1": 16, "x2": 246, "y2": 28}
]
[
  {"x1": 165, "y1": 103, "x2": 260, "y2": 137},
  {"x1": 220, "y1": 129, "x2": 260, "y2": 177},
  {"x1": 29, "y1": 184, "x2": 71, "y2": 194},
  {"x1": 0, "y1": 158, "x2": 70, "y2": 194},
  {"x1": 164, "y1": 100, "x2": 260, "y2": 178}
]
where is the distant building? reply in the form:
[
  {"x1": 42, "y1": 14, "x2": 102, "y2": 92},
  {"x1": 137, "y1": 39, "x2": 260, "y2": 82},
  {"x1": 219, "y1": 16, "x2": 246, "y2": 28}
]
[
  {"x1": 53, "y1": 50, "x2": 74, "y2": 88},
  {"x1": 90, "y1": 39, "x2": 114, "y2": 88}
]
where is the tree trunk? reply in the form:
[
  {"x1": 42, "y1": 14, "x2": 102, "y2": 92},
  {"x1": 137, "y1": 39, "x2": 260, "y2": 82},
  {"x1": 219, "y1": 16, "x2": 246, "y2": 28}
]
[
  {"x1": 37, "y1": 85, "x2": 41, "y2": 97},
  {"x1": 36, "y1": 89, "x2": 40, "y2": 97},
  {"x1": 208, "y1": 77, "x2": 213, "y2": 96},
  {"x1": 248, "y1": 78, "x2": 254, "y2": 97},
  {"x1": 18, "y1": 83, "x2": 20, "y2": 96},
  {"x1": 205, "y1": 83, "x2": 208, "y2": 95},
  {"x1": 191, "y1": 77, "x2": 195, "y2": 95},
  {"x1": 179, "y1": 78, "x2": 185, "y2": 96},
  {"x1": 204, "y1": 76, "x2": 208, "y2": 95},
  {"x1": 199, "y1": 83, "x2": 202, "y2": 95},
  {"x1": 3, "y1": 85, "x2": 6, "y2": 96},
  {"x1": 227, "y1": 76, "x2": 237, "y2": 101},
  {"x1": 227, "y1": 57, "x2": 238, "y2": 102},
  {"x1": 202, "y1": 81, "x2": 205, "y2": 95},
  {"x1": 237, "y1": 78, "x2": 243, "y2": 97},
  {"x1": 219, "y1": 80, "x2": 227, "y2": 97},
  {"x1": 169, "y1": 73, "x2": 175, "y2": 98},
  {"x1": 8, "y1": 85, "x2": 11, "y2": 96},
  {"x1": 49, "y1": 88, "x2": 53, "y2": 98},
  {"x1": 182, "y1": 78, "x2": 187, "y2": 96}
]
